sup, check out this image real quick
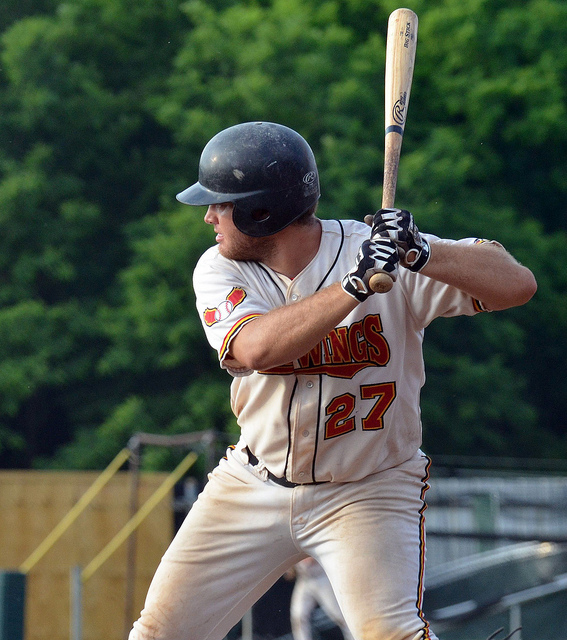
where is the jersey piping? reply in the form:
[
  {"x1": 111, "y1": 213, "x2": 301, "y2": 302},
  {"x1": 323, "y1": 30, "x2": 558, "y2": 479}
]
[
  {"x1": 284, "y1": 378, "x2": 299, "y2": 478},
  {"x1": 311, "y1": 375, "x2": 324, "y2": 481},
  {"x1": 257, "y1": 263, "x2": 287, "y2": 303},
  {"x1": 315, "y1": 219, "x2": 345, "y2": 291}
]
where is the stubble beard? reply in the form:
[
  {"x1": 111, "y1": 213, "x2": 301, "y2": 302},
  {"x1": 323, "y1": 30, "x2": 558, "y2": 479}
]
[{"x1": 219, "y1": 233, "x2": 276, "y2": 263}]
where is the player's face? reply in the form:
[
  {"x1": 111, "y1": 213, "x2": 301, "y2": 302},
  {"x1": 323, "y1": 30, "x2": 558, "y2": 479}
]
[{"x1": 204, "y1": 203, "x2": 276, "y2": 262}]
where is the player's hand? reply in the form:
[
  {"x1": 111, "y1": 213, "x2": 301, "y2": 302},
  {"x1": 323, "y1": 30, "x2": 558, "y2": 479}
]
[
  {"x1": 370, "y1": 208, "x2": 431, "y2": 272},
  {"x1": 341, "y1": 238, "x2": 399, "y2": 302}
]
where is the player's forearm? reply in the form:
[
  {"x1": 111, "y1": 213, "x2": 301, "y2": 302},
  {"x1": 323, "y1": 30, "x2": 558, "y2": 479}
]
[
  {"x1": 230, "y1": 282, "x2": 358, "y2": 371},
  {"x1": 421, "y1": 239, "x2": 537, "y2": 310}
]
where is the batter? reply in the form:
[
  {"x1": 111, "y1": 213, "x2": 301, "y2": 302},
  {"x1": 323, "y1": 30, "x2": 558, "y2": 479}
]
[{"x1": 129, "y1": 122, "x2": 536, "y2": 640}]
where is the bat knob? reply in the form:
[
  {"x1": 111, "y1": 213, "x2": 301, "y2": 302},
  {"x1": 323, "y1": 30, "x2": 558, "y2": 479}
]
[{"x1": 369, "y1": 272, "x2": 394, "y2": 294}]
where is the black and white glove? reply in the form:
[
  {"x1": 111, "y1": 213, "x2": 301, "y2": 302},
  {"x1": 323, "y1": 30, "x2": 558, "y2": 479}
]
[
  {"x1": 371, "y1": 208, "x2": 431, "y2": 272},
  {"x1": 341, "y1": 238, "x2": 399, "y2": 302}
]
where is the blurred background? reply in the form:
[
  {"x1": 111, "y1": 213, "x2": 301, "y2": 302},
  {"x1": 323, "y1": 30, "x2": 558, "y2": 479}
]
[{"x1": 0, "y1": 0, "x2": 565, "y2": 638}]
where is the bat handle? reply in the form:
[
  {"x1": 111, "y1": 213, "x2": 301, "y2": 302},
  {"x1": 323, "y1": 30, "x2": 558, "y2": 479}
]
[
  {"x1": 367, "y1": 193, "x2": 395, "y2": 293},
  {"x1": 369, "y1": 272, "x2": 394, "y2": 293}
]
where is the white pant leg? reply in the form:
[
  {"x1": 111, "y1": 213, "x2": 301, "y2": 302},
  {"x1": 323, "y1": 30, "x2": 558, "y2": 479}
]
[
  {"x1": 308, "y1": 574, "x2": 355, "y2": 640},
  {"x1": 295, "y1": 451, "x2": 438, "y2": 640},
  {"x1": 129, "y1": 448, "x2": 304, "y2": 640}
]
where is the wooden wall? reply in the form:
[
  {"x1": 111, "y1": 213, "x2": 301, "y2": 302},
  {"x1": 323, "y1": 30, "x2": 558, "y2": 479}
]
[{"x1": 0, "y1": 470, "x2": 173, "y2": 640}]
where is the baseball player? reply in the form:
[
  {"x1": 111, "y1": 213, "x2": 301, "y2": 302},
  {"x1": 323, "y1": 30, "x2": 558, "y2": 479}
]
[
  {"x1": 129, "y1": 122, "x2": 536, "y2": 640},
  {"x1": 287, "y1": 557, "x2": 354, "y2": 640}
]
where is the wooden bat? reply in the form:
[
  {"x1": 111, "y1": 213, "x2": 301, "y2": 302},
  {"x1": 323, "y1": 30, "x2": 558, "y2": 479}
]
[{"x1": 369, "y1": 8, "x2": 418, "y2": 293}]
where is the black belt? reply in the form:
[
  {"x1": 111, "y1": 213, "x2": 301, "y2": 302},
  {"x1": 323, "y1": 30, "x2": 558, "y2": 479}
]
[{"x1": 246, "y1": 448, "x2": 326, "y2": 488}]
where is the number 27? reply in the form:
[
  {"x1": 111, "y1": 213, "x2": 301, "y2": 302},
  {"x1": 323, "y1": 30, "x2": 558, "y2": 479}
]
[{"x1": 324, "y1": 382, "x2": 396, "y2": 439}]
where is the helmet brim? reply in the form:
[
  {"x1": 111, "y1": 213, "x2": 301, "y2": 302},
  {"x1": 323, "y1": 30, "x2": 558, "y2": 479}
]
[{"x1": 176, "y1": 181, "x2": 261, "y2": 206}]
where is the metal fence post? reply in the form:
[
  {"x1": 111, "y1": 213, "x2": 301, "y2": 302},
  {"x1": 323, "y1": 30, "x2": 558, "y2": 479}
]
[
  {"x1": 70, "y1": 566, "x2": 83, "y2": 640},
  {"x1": 509, "y1": 603, "x2": 522, "y2": 640},
  {"x1": 241, "y1": 608, "x2": 253, "y2": 640},
  {"x1": 0, "y1": 570, "x2": 26, "y2": 640}
]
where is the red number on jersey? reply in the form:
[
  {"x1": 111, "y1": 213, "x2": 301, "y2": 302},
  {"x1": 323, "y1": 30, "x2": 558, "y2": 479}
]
[
  {"x1": 324, "y1": 393, "x2": 356, "y2": 438},
  {"x1": 324, "y1": 382, "x2": 396, "y2": 438},
  {"x1": 360, "y1": 382, "x2": 397, "y2": 430}
]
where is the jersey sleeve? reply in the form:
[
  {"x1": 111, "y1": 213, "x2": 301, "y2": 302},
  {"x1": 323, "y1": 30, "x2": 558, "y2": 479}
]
[
  {"x1": 192, "y1": 247, "x2": 284, "y2": 377},
  {"x1": 400, "y1": 236, "x2": 495, "y2": 328}
]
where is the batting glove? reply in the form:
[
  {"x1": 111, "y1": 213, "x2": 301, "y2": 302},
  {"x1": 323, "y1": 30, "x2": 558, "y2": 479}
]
[
  {"x1": 341, "y1": 238, "x2": 399, "y2": 302},
  {"x1": 371, "y1": 208, "x2": 431, "y2": 272}
]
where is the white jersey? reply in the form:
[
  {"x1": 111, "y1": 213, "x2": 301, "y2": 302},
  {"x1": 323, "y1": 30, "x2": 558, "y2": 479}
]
[{"x1": 193, "y1": 218, "x2": 484, "y2": 483}]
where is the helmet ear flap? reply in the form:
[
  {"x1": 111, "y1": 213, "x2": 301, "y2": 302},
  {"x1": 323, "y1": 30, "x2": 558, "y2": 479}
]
[
  {"x1": 232, "y1": 183, "x2": 319, "y2": 237},
  {"x1": 232, "y1": 194, "x2": 276, "y2": 237}
]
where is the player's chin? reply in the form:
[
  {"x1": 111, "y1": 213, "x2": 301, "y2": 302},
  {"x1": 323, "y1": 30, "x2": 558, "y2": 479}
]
[
  {"x1": 215, "y1": 237, "x2": 235, "y2": 257},
  {"x1": 218, "y1": 243, "x2": 248, "y2": 261},
  {"x1": 219, "y1": 236, "x2": 272, "y2": 262}
]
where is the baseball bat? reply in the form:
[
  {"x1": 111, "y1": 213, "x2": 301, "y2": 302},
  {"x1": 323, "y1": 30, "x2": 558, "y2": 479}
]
[{"x1": 369, "y1": 8, "x2": 418, "y2": 294}]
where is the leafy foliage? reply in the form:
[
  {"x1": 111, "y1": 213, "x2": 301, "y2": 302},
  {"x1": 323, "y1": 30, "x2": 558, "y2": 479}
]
[{"x1": 0, "y1": 0, "x2": 565, "y2": 469}]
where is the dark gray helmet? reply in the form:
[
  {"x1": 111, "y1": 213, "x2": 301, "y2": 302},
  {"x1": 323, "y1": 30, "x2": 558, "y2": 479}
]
[{"x1": 176, "y1": 121, "x2": 320, "y2": 237}]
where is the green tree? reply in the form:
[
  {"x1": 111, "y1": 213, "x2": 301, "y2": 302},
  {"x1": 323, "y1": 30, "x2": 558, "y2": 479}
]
[
  {"x1": 0, "y1": 0, "x2": 566, "y2": 469},
  {"x1": 399, "y1": 0, "x2": 567, "y2": 455},
  {"x1": 0, "y1": 0, "x2": 188, "y2": 465}
]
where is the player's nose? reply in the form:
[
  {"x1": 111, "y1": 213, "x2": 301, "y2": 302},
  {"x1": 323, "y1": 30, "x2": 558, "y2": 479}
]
[{"x1": 204, "y1": 206, "x2": 217, "y2": 225}]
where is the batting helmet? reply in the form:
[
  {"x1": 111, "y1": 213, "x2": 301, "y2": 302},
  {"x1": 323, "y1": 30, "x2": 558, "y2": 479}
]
[{"x1": 176, "y1": 122, "x2": 320, "y2": 237}]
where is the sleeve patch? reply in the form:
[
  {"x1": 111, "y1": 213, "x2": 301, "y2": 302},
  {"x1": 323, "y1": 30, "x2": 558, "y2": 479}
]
[{"x1": 203, "y1": 287, "x2": 247, "y2": 326}]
